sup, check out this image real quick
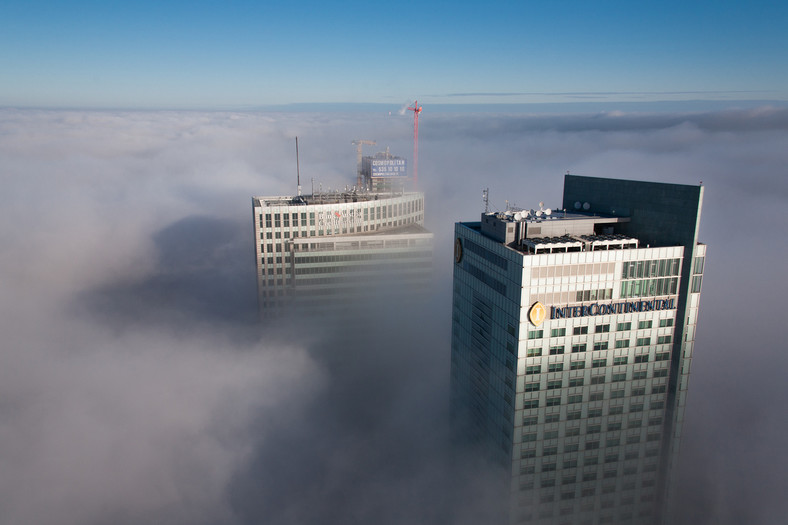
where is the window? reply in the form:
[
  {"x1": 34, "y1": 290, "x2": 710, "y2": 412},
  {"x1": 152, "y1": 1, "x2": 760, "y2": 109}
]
[
  {"x1": 585, "y1": 441, "x2": 600, "y2": 450},
  {"x1": 615, "y1": 339, "x2": 629, "y2": 348},
  {"x1": 589, "y1": 391, "x2": 604, "y2": 401},
  {"x1": 547, "y1": 397, "x2": 562, "y2": 407},
  {"x1": 525, "y1": 382, "x2": 540, "y2": 392},
  {"x1": 613, "y1": 356, "x2": 628, "y2": 365},
  {"x1": 551, "y1": 328, "x2": 566, "y2": 337},
  {"x1": 544, "y1": 431, "x2": 559, "y2": 440},
  {"x1": 655, "y1": 352, "x2": 670, "y2": 362},
  {"x1": 609, "y1": 406, "x2": 624, "y2": 415},
  {"x1": 547, "y1": 380, "x2": 562, "y2": 390},
  {"x1": 526, "y1": 365, "x2": 542, "y2": 375},
  {"x1": 544, "y1": 446, "x2": 558, "y2": 455},
  {"x1": 527, "y1": 348, "x2": 542, "y2": 357},
  {"x1": 659, "y1": 318, "x2": 674, "y2": 328},
  {"x1": 588, "y1": 408, "x2": 603, "y2": 418},
  {"x1": 573, "y1": 326, "x2": 588, "y2": 335},
  {"x1": 617, "y1": 322, "x2": 632, "y2": 331},
  {"x1": 693, "y1": 256, "x2": 705, "y2": 274},
  {"x1": 568, "y1": 394, "x2": 583, "y2": 404},
  {"x1": 522, "y1": 432, "x2": 537, "y2": 442},
  {"x1": 596, "y1": 324, "x2": 610, "y2": 333},
  {"x1": 653, "y1": 368, "x2": 668, "y2": 377},
  {"x1": 591, "y1": 375, "x2": 605, "y2": 384},
  {"x1": 550, "y1": 346, "x2": 565, "y2": 355},
  {"x1": 549, "y1": 363, "x2": 564, "y2": 372},
  {"x1": 611, "y1": 389, "x2": 625, "y2": 398},
  {"x1": 630, "y1": 403, "x2": 644, "y2": 412},
  {"x1": 567, "y1": 411, "x2": 582, "y2": 420},
  {"x1": 569, "y1": 378, "x2": 584, "y2": 387},
  {"x1": 593, "y1": 342, "x2": 608, "y2": 351},
  {"x1": 651, "y1": 385, "x2": 667, "y2": 394},
  {"x1": 528, "y1": 329, "x2": 544, "y2": 339},
  {"x1": 633, "y1": 371, "x2": 647, "y2": 380},
  {"x1": 608, "y1": 422, "x2": 622, "y2": 431},
  {"x1": 572, "y1": 344, "x2": 586, "y2": 353},
  {"x1": 658, "y1": 335, "x2": 672, "y2": 344},
  {"x1": 524, "y1": 400, "x2": 539, "y2": 409},
  {"x1": 612, "y1": 373, "x2": 627, "y2": 382},
  {"x1": 592, "y1": 359, "x2": 607, "y2": 368},
  {"x1": 571, "y1": 361, "x2": 585, "y2": 370},
  {"x1": 521, "y1": 448, "x2": 536, "y2": 458},
  {"x1": 638, "y1": 320, "x2": 653, "y2": 329},
  {"x1": 634, "y1": 354, "x2": 649, "y2": 363},
  {"x1": 545, "y1": 413, "x2": 560, "y2": 423},
  {"x1": 523, "y1": 416, "x2": 538, "y2": 426},
  {"x1": 632, "y1": 387, "x2": 646, "y2": 396}
]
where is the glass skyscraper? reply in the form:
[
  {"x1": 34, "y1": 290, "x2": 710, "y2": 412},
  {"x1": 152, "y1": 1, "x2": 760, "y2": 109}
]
[{"x1": 450, "y1": 175, "x2": 705, "y2": 525}]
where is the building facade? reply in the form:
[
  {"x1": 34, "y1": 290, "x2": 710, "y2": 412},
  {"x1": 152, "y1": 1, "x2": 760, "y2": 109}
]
[
  {"x1": 253, "y1": 191, "x2": 432, "y2": 316},
  {"x1": 450, "y1": 175, "x2": 705, "y2": 525}
]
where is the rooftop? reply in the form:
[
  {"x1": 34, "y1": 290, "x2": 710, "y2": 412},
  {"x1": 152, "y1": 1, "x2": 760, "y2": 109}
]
[
  {"x1": 476, "y1": 207, "x2": 638, "y2": 254},
  {"x1": 253, "y1": 191, "x2": 421, "y2": 208}
]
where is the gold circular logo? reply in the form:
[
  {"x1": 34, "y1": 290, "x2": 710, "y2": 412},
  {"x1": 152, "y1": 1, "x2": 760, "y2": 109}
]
[
  {"x1": 529, "y1": 302, "x2": 547, "y2": 327},
  {"x1": 454, "y1": 238, "x2": 463, "y2": 263}
]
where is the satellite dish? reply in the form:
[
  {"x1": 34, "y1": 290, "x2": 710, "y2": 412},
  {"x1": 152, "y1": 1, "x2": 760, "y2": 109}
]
[
  {"x1": 583, "y1": 202, "x2": 590, "y2": 210},
  {"x1": 514, "y1": 212, "x2": 523, "y2": 221},
  {"x1": 545, "y1": 208, "x2": 552, "y2": 216},
  {"x1": 574, "y1": 201, "x2": 581, "y2": 210},
  {"x1": 535, "y1": 210, "x2": 543, "y2": 217}
]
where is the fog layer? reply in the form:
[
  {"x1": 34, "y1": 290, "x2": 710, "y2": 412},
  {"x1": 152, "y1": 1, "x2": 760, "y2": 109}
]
[{"x1": 0, "y1": 107, "x2": 786, "y2": 524}]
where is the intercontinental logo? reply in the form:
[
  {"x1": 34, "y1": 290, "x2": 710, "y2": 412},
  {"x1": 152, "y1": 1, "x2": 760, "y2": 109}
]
[{"x1": 529, "y1": 302, "x2": 547, "y2": 326}]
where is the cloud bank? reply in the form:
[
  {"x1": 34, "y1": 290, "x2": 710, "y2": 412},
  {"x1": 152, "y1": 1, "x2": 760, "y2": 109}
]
[{"x1": 0, "y1": 106, "x2": 786, "y2": 524}]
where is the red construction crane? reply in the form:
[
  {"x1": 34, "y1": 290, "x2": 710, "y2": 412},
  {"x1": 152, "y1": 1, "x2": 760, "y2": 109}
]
[{"x1": 407, "y1": 100, "x2": 423, "y2": 187}]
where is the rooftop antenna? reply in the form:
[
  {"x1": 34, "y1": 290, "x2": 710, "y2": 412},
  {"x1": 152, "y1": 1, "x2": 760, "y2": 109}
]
[
  {"x1": 482, "y1": 188, "x2": 489, "y2": 213},
  {"x1": 295, "y1": 137, "x2": 302, "y2": 196}
]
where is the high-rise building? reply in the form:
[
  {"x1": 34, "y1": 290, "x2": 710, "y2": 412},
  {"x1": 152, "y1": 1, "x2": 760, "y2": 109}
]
[
  {"x1": 450, "y1": 175, "x2": 705, "y2": 525},
  {"x1": 253, "y1": 190, "x2": 432, "y2": 316}
]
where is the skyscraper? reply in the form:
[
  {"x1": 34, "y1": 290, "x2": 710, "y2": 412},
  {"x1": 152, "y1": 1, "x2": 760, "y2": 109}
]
[
  {"x1": 450, "y1": 175, "x2": 705, "y2": 525},
  {"x1": 253, "y1": 190, "x2": 433, "y2": 317}
]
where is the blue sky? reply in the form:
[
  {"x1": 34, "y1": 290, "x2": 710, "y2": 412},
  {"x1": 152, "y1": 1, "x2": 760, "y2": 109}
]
[{"x1": 1, "y1": 0, "x2": 787, "y2": 109}]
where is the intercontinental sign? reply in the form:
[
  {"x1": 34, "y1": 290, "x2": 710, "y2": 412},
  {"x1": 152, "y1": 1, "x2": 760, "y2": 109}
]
[{"x1": 550, "y1": 298, "x2": 676, "y2": 320}]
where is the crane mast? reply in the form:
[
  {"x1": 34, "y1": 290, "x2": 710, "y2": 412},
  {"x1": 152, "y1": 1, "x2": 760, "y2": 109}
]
[{"x1": 407, "y1": 100, "x2": 422, "y2": 187}]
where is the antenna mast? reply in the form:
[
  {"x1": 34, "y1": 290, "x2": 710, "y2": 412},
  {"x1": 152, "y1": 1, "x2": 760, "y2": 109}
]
[
  {"x1": 295, "y1": 137, "x2": 302, "y2": 196},
  {"x1": 407, "y1": 100, "x2": 423, "y2": 187},
  {"x1": 483, "y1": 188, "x2": 489, "y2": 213}
]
